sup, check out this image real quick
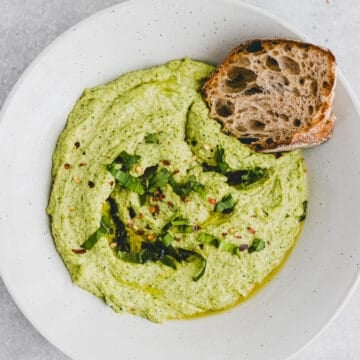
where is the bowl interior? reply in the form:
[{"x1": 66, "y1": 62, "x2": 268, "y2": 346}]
[{"x1": 0, "y1": 1, "x2": 359, "y2": 359}]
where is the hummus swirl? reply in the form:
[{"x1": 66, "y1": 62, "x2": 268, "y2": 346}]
[{"x1": 47, "y1": 59, "x2": 307, "y2": 322}]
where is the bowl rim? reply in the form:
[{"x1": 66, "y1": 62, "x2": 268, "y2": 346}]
[{"x1": 0, "y1": 1, "x2": 360, "y2": 359}]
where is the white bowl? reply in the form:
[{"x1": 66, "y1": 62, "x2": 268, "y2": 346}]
[{"x1": 0, "y1": 1, "x2": 359, "y2": 359}]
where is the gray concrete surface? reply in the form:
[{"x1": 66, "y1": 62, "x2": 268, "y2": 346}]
[{"x1": 1, "y1": 0, "x2": 360, "y2": 359}]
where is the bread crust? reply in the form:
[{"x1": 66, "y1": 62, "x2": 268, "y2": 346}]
[{"x1": 202, "y1": 39, "x2": 336, "y2": 152}]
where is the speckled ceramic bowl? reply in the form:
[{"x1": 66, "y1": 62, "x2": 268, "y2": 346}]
[{"x1": 1, "y1": 1, "x2": 359, "y2": 359}]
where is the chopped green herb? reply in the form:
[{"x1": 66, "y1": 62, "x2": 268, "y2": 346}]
[
  {"x1": 148, "y1": 168, "x2": 173, "y2": 192},
  {"x1": 226, "y1": 167, "x2": 267, "y2": 188},
  {"x1": 219, "y1": 242, "x2": 238, "y2": 254},
  {"x1": 214, "y1": 194, "x2": 236, "y2": 214},
  {"x1": 176, "y1": 225, "x2": 194, "y2": 233},
  {"x1": 80, "y1": 228, "x2": 103, "y2": 250},
  {"x1": 108, "y1": 166, "x2": 145, "y2": 194},
  {"x1": 197, "y1": 232, "x2": 219, "y2": 247},
  {"x1": 166, "y1": 213, "x2": 194, "y2": 234},
  {"x1": 187, "y1": 176, "x2": 206, "y2": 196},
  {"x1": 248, "y1": 238, "x2": 266, "y2": 253},
  {"x1": 114, "y1": 151, "x2": 140, "y2": 171},
  {"x1": 202, "y1": 145, "x2": 229, "y2": 174},
  {"x1": 144, "y1": 133, "x2": 159, "y2": 144},
  {"x1": 159, "y1": 255, "x2": 177, "y2": 269},
  {"x1": 161, "y1": 232, "x2": 175, "y2": 246},
  {"x1": 170, "y1": 218, "x2": 188, "y2": 226},
  {"x1": 80, "y1": 216, "x2": 112, "y2": 250},
  {"x1": 107, "y1": 197, "x2": 129, "y2": 252},
  {"x1": 178, "y1": 249, "x2": 207, "y2": 281},
  {"x1": 299, "y1": 200, "x2": 308, "y2": 222},
  {"x1": 215, "y1": 146, "x2": 229, "y2": 174},
  {"x1": 118, "y1": 251, "x2": 143, "y2": 263},
  {"x1": 169, "y1": 175, "x2": 205, "y2": 199}
]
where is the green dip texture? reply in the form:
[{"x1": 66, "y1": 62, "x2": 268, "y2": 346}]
[{"x1": 47, "y1": 59, "x2": 307, "y2": 322}]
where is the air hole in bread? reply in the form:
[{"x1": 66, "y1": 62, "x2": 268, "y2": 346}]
[
  {"x1": 225, "y1": 66, "x2": 257, "y2": 91},
  {"x1": 293, "y1": 87, "x2": 300, "y2": 96},
  {"x1": 279, "y1": 114, "x2": 289, "y2": 122},
  {"x1": 236, "y1": 124, "x2": 247, "y2": 132},
  {"x1": 249, "y1": 120, "x2": 266, "y2": 130},
  {"x1": 294, "y1": 119, "x2": 301, "y2": 127},
  {"x1": 266, "y1": 138, "x2": 274, "y2": 144},
  {"x1": 280, "y1": 56, "x2": 301, "y2": 74},
  {"x1": 282, "y1": 77, "x2": 290, "y2": 86},
  {"x1": 236, "y1": 57, "x2": 250, "y2": 67},
  {"x1": 311, "y1": 80, "x2": 318, "y2": 96},
  {"x1": 244, "y1": 86, "x2": 263, "y2": 95},
  {"x1": 308, "y1": 105, "x2": 314, "y2": 115},
  {"x1": 322, "y1": 80, "x2": 330, "y2": 89},
  {"x1": 215, "y1": 99, "x2": 235, "y2": 118},
  {"x1": 266, "y1": 56, "x2": 281, "y2": 72},
  {"x1": 299, "y1": 78, "x2": 305, "y2": 85},
  {"x1": 239, "y1": 137, "x2": 259, "y2": 144}
]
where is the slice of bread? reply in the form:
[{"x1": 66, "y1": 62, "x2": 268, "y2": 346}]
[{"x1": 202, "y1": 39, "x2": 336, "y2": 152}]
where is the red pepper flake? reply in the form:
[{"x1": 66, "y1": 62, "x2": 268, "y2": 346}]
[
  {"x1": 250, "y1": 215, "x2": 257, "y2": 218},
  {"x1": 88, "y1": 181, "x2": 95, "y2": 188},
  {"x1": 182, "y1": 197, "x2": 189, "y2": 203},
  {"x1": 167, "y1": 201, "x2": 174, "y2": 208},
  {"x1": 239, "y1": 244, "x2": 248, "y2": 252},
  {"x1": 72, "y1": 248, "x2": 86, "y2": 254},
  {"x1": 221, "y1": 232, "x2": 227, "y2": 237},
  {"x1": 162, "y1": 160, "x2": 171, "y2": 166},
  {"x1": 267, "y1": 241, "x2": 271, "y2": 246},
  {"x1": 236, "y1": 235, "x2": 242, "y2": 239},
  {"x1": 109, "y1": 181, "x2": 114, "y2": 187},
  {"x1": 175, "y1": 238, "x2": 181, "y2": 242},
  {"x1": 172, "y1": 169, "x2": 180, "y2": 175},
  {"x1": 79, "y1": 162, "x2": 87, "y2": 167},
  {"x1": 64, "y1": 163, "x2": 71, "y2": 170},
  {"x1": 147, "y1": 234, "x2": 155, "y2": 241},
  {"x1": 136, "y1": 229, "x2": 145, "y2": 235},
  {"x1": 149, "y1": 205, "x2": 160, "y2": 215},
  {"x1": 138, "y1": 212, "x2": 144, "y2": 219},
  {"x1": 159, "y1": 194, "x2": 165, "y2": 201},
  {"x1": 74, "y1": 141, "x2": 80, "y2": 149},
  {"x1": 247, "y1": 226, "x2": 256, "y2": 234},
  {"x1": 152, "y1": 196, "x2": 159, "y2": 202},
  {"x1": 208, "y1": 197, "x2": 216, "y2": 205}
]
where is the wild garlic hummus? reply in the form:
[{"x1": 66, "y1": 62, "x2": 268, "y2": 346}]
[{"x1": 47, "y1": 59, "x2": 307, "y2": 322}]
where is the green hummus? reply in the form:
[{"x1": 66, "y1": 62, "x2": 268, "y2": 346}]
[{"x1": 47, "y1": 59, "x2": 307, "y2": 322}]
